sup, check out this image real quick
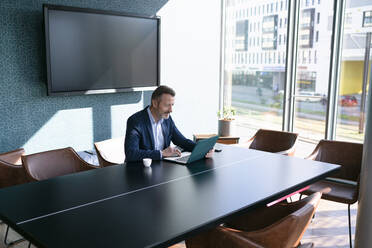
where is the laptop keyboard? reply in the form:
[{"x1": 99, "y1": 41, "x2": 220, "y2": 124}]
[{"x1": 175, "y1": 155, "x2": 190, "y2": 163}]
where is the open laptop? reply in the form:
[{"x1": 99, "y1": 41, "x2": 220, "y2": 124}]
[{"x1": 163, "y1": 135, "x2": 219, "y2": 165}]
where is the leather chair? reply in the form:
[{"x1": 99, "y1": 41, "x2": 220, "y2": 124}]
[
  {"x1": 186, "y1": 192, "x2": 321, "y2": 248},
  {"x1": 22, "y1": 147, "x2": 97, "y2": 181},
  {"x1": 0, "y1": 148, "x2": 30, "y2": 246},
  {"x1": 0, "y1": 148, "x2": 29, "y2": 188},
  {"x1": 300, "y1": 139, "x2": 363, "y2": 248},
  {"x1": 240, "y1": 129, "x2": 298, "y2": 156},
  {"x1": 94, "y1": 137, "x2": 125, "y2": 167}
]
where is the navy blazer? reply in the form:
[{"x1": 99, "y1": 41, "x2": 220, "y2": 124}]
[{"x1": 125, "y1": 106, "x2": 196, "y2": 162}]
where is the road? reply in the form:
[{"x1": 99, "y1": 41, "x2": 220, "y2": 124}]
[{"x1": 231, "y1": 85, "x2": 361, "y2": 125}]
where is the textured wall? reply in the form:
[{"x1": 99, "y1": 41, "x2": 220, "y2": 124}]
[{"x1": 0, "y1": 0, "x2": 167, "y2": 154}]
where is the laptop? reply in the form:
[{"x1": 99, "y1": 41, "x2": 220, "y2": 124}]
[{"x1": 163, "y1": 135, "x2": 219, "y2": 165}]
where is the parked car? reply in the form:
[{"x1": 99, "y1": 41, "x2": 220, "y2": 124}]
[
  {"x1": 297, "y1": 92, "x2": 322, "y2": 102},
  {"x1": 340, "y1": 95, "x2": 358, "y2": 107}
]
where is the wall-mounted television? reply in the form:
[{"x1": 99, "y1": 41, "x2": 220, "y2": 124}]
[{"x1": 44, "y1": 5, "x2": 160, "y2": 96}]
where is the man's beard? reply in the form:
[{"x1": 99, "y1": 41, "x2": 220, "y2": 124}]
[{"x1": 162, "y1": 113, "x2": 170, "y2": 119}]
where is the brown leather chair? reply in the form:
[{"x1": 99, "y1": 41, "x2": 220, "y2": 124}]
[
  {"x1": 300, "y1": 139, "x2": 363, "y2": 248},
  {"x1": 186, "y1": 192, "x2": 321, "y2": 248},
  {"x1": 0, "y1": 148, "x2": 30, "y2": 246},
  {"x1": 0, "y1": 148, "x2": 29, "y2": 188},
  {"x1": 94, "y1": 137, "x2": 125, "y2": 167},
  {"x1": 22, "y1": 147, "x2": 97, "y2": 181},
  {"x1": 240, "y1": 129, "x2": 298, "y2": 156}
]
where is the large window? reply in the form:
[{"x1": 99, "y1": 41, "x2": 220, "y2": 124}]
[
  {"x1": 293, "y1": 0, "x2": 333, "y2": 142},
  {"x1": 223, "y1": 0, "x2": 288, "y2": 141},
  {"x1": 222, "y1": 0, "x2": 371, "y2": 149},
  {"x1": 335, "y1": 3, "x2": 372, "y2": 143}
]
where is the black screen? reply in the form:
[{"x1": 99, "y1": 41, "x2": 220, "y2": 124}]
[{"x1": 45, "y1": 6, "x2": 159, "y2": 95}]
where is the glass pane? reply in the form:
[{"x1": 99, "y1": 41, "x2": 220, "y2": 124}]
[
  {"x1": 293, "y1": 0, "x2": 334, "y2": 150},
  {"x1": 223, "y1": 0, "x2": 288, "y2": 141},
  {"x1": 335, "y1": 2, "x2": 372, "y2": 143}
]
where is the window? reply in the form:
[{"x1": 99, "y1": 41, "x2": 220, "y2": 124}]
[
  {"x1": 316, "y1": 31, "x2": 319, "y2": 42},
  {"x1": 280, "y1": 18, "x2": 282, "y2": 28},
  {"x1": 317, "y1": 12, "x2": 320, "y2": 24},
  {"x1": 363, "y1": 11, "x2": 372, "y2": 27},
  {"x1": 314, "y1": 50, "x2": 317, "y2": 64},
  {"x1": 279, "y1": 34, "x2": 281, "y2": 45},
  {"x1": 335, "y1": 4, "x2": 371, "y2": 143},
  {"x1": 281, "y1": 1, "x2": 283, "y2": 11},
  {"x1": 222, "y1": 0, "x2": 288, "y2": 141}
]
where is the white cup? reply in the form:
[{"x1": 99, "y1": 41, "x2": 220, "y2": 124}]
[{"x1": 143, "y1": 158, "x2": 152, "y2": 167}]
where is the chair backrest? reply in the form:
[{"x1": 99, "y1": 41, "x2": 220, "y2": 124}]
[
  {"x1": 282, "y1": 192, "x2": 321, "y2": 247},
  {"x1": 226, "y1": 193, "x2": 321, "y2": 248},
  {"x1": 94, "y1": 137, "x2": 125, "y2": 167},
  {"x1": 0, "y1": 148, "x2": 29, "y2": 188},
  {"x1": 22, "y1": 147, "x2": 96, "y2": 181},
  {"x1": 249, "y1": 129, "x2": 298, "y2": 155},
  {"x1": 307, "y1": 139, "x2": 363, "y2": 181}
]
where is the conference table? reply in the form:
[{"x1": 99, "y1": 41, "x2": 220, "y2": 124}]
[{"x1": 0, "y1": 144, "x2": 339, "y2": 248}]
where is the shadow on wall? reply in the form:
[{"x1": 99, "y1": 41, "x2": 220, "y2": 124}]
[{"x1": 0, "y1": 0, "x2": 168, "y2": 154}]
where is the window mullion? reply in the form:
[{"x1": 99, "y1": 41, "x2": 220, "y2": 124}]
[
  {"x1": 282, "y1": 0, "x2": 300, "y2": 132},
  {"x1": 325, "y1": 0, "x2": 346, "y2": 140}
]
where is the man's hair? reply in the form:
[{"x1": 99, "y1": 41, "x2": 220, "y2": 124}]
[{"x1": 151, "y1": 85, "x2": 176, "y2": 102}]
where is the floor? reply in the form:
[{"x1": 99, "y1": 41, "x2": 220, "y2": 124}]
[{"x1": 0, "y1": 197, "x2": 357, "y2": 248}]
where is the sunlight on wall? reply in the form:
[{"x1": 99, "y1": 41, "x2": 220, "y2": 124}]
[{"x1": 23, "y1": 108, "x2": 93, "y2": 153}]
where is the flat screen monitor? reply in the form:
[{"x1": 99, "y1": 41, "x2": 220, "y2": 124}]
[{"x1": 44, "y1": 5, "x2": 160, "y2": 96}]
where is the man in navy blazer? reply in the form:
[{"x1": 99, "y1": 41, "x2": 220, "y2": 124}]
[{"x1": 125, "y1": 86, "x2": 211, "y2": 162}]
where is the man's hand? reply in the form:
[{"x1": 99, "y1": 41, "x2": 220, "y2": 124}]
[
  {"x1": 205, "y1": 149, "x2": 214, "y2": 158},
  {"x1": 162, "y1": 146, "x2": 181, "y2": 157}
]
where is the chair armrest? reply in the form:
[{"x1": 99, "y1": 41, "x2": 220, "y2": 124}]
[
  {"x1": 68, "y1": 147, "x2": 98, "y2": 171},
  {"x1": 0, "y1": 148, "x2": 25, "y2": 165},
  {"x1": 275, "y1": 146, "x2": 295, "y2": 156}
]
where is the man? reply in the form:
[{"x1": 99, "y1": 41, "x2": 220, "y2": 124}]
[{"x1": 125, "y1": 85, "x2": 213, "y2": 162}]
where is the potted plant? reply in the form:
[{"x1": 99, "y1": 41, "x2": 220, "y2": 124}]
[{"x1": 217, "y1": 107, "x2": 236, "y2": 137}]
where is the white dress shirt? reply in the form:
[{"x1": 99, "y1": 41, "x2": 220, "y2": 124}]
[{"x1": 147, "y1": 107, "x2": 165, "y2": 156}]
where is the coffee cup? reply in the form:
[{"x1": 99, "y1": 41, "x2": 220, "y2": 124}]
[{"x1": 143, "y1": 158, "x2": 152, "y2": 167}]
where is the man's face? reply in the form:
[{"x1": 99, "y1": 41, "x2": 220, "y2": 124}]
[{"x1": 153, "y1": 94, "x2": 174, "y2": 119}]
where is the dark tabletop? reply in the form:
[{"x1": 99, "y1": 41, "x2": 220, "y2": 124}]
[{"x1": 0, "y1": 144, "x2": 339, "y2": 248}]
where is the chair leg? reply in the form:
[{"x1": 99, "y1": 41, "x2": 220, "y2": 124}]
[
  {"x1": 348, "y1": 204, "x2": 352, "y2": 248},
  {"x1": 299, "y1": 194, "x2": 303, "y2": 200},
  {"x1": 4, "y1": 225, "x2": 26, "y2": 246}
]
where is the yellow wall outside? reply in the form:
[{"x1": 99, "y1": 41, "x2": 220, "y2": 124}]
[{"x1": 339, "y1": 60, "x2": 368, "y2": 95}]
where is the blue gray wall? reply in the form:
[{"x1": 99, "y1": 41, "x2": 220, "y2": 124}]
[{"x1": 0, "y1": 0, "x2": 168, "y2": 154}]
